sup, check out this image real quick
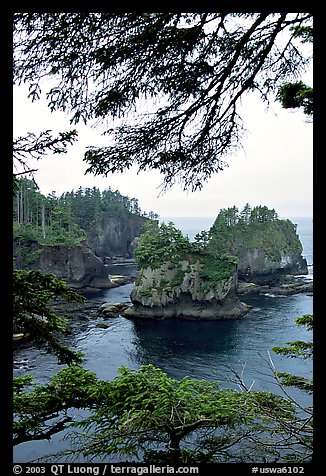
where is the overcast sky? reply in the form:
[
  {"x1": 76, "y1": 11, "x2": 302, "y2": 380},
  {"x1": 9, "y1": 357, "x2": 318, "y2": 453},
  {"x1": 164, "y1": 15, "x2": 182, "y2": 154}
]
[{"x1": 13, "y1": 77, "x2": 313, "y2": 219}]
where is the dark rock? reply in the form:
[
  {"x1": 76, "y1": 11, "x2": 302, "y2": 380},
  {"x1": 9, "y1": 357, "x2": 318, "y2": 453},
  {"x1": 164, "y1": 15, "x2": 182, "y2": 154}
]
[
  {"x1": 14, "y1": 241, "x2": 113, "y2": 290},
  {"x1": 13, "y1": 214, "x2": 147, "y2": 289},
  {"x1": 124, "y1": 295, "x2": 251, "y2": 320},
  {"x1": 86, "y1": 215, "x2": 147, "y2": 260},
  {"x1": 98, "y1": 302, "x2": 129, "y2": 317},
  {"x1": 235, "y1": 249, "x2": 308, "y2": 285},
  {"x1": 95, "y1": 323, "x2": 110, "y2": 329},
  {"x1": 238, "y1": 275, "x2": 313, "y2": 296}
]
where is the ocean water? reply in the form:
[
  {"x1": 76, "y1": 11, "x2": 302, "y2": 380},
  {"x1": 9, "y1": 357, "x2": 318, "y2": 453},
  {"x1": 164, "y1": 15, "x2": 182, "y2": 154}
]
[{"x1": 13, "y1": 216, "x2": 313, "y2": 463}]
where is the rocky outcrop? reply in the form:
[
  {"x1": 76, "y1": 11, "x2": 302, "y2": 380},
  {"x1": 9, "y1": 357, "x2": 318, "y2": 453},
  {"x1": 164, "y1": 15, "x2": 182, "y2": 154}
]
[
  {"x1": 209, "y1": 219, "x2": 308, "y2": 285},
  {"x1": 14, "y1": 240, "x2": 113, "y2": 289},
  {"x1": 98, "y1": 302, "x2": 130, "y2": 317},
  {"x1": 86, "y1": 215, "x2": 147, "y2": 260},
  {"x1": 124, "y1": 259, "x2": 251, "y2": 320},
  {"x1": 13, "y1": 214, "x2": 148, "y2": 289},
  {"x1": 238, "y1": 274, "x2": 313, "y2": 296},
  {"x1": 236, "y1": 248, "x2": 308, "y2": 284}
]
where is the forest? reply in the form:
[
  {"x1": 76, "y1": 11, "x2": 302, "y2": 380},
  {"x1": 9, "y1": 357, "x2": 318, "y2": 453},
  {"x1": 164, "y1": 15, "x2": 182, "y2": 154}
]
[
  {"x1": 213, "y1": 204, "x2": 279, "y2": 227},
  {"x1": 13, "y1": 177, "x2": 159, "y2": 247}
]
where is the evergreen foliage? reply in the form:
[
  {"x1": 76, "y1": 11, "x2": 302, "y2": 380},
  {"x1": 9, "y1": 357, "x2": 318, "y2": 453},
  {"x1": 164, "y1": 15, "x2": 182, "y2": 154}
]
[
  {"x1": 276, "y1": 26, "x2": 313, "y2": 117},
  {"x1": 13, "y1": 268, "x2": 313, "y2": 462},
  {"x1": 13, "y1": 365, "x2": 99, "y2": 445},
  {"x1": 60, "y1": 185, "x2": 158, "y2": 231},
  {"x1": 224, "y1": 314, "x2": 313, "y2": 462},
  {"x1": 268, "y1": 315, "x2": 313, "y2": 460},
  {"x1": 12, "y1": 12, "x2": 313, "y2": 461},
  {"x1": 13, "y1": 204, "x2": 312, "y2": 462},
  {"x1": 13, "y1": 353, "x2": 312, "y2": 462},
  {"x1": 198, "y1": 253, "x2": 237, "y2": 286},
  {"x1": 272, "y1": 314, "x2": 313, "y2": 393},
  {"x1": 212, "y1": 203, "x2": 279, "y2": 227},
  {"x1": 51, "y1": 365, "x2": 297, "y2": 464},
  {"x1": 277, "y1": 81, "x2": 313, "y2": 116},
  {"x1": 133, "y1": 221, "x2": 237, "y2": 292},
  {"x1": 13, "y1": 178, "x2": 158, "y2": 265},
  {"x1": 13, "y1": 130, "x2": 78, "y2": 179},
  {"x1": 13, "y1": 178, "x2": 86, "y2": 249},
  {"x1": 209, "y1": 204, "x2": 302, "y2": 262},
  {"x1": 134, "y1": 221, "x2": 191, "y2": 269},
  {"x1": 13, "y1": 269, "x2": 84, "y2": 364}
]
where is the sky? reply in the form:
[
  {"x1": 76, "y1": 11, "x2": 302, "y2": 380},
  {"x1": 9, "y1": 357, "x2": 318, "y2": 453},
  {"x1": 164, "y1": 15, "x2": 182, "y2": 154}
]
[{"x1": 13, "y1": 78, "x2": 313, "y2": 220}]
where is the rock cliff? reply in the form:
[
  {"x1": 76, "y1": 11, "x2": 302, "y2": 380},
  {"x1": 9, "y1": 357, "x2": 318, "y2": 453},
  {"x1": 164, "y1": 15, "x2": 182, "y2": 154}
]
[
  {"x1": 13, "y1": 240, "x2": 112, "y2": 289},
  {"x1": 236, "y1": 247, "x2": 307, "y2": 284},
  {"x1": 86, "y1": 215, "x2": 148, "y2": 260},
  {"x1": 124, "y1": 258, "x2": 251, "y2": 320},
  {"x1": 13, "y1": 215, "x2": 148, "y2": 289}
]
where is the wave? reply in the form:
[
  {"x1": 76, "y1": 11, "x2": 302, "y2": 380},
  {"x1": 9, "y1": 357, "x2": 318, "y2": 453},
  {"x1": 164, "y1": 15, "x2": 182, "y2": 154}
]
[
  {"x1": 296, "y1": 274, "x2": 313, "y2": 281},
  {"x1": 262, "y1": 293, "x2": 287, "y2": 298}
]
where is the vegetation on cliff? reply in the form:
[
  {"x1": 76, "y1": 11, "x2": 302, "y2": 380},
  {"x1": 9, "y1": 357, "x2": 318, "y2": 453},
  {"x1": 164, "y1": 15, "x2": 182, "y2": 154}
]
[
  {"x1": 134, "y1": 221, "x2": 192, "y2": 269},
  {"x1": 209, "y1": 204, "x2": 303, "y2": 263},
  {"x1": 133, "y1": 221, "x2": 238, "y2": 301},
  {"x1": 13, "y1": 178, "x2": 86, "y2": 249},
  {"x1": 131, "y1": 207, "x2": 307, "y2": 309},
  {"x1": 13, "y1": 178, "x2": 158, "y2": 266}
]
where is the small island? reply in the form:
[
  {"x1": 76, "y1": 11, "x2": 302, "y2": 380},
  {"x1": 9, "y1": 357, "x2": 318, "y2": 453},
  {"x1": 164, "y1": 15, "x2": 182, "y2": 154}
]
[
  {"x1": 125, "y1": 205, "x2": 310, "y2": 320},
  {"x1": 124, "y1": 221, "x2": 251, "y2": 320},
  {"x1": 209, "y1": 204, "x2": 308, "y2": 284}
]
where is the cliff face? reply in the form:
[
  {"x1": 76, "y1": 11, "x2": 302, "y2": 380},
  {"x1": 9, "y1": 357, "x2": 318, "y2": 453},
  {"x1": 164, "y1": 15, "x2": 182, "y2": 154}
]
[
  {"x1": 236, "y1": 247, "x2": 307, "y2": 284},
  {"x1": 124, "y1": 258, "x2": 251, "y2": 320},
  {"x1": 14, "y1": 240, "x2": 112, "y2": 289},
  {"x1": 13, "y1": 215, "x2": 148, "y2": 289},
  {"x1": 86, "y1": 215, "x2": 147, "y2": 260}
]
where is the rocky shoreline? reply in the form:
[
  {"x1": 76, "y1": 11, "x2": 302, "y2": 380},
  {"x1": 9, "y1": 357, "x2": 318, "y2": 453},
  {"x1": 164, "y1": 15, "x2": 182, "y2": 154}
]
[{"x1": 238, "y1": 274, "x2": 313, "y2": 296}]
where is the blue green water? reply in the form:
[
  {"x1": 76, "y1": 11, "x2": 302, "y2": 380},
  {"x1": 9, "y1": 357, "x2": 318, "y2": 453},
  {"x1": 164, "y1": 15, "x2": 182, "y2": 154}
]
[{"x1": 13, "y1": 217, "x2": 313, "y2": 463}]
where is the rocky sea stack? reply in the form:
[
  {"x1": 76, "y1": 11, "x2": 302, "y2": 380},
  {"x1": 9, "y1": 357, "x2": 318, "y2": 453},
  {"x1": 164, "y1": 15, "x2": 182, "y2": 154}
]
[
  {"x1": 124, "y1": 258, "x2": 251, "y2": 320},
  {"x1": 209, "y1": 204, "x2": 308, "y2": 285},
  {"x1": 124, "y1": 221, "x2": 251, "y2": 320}
]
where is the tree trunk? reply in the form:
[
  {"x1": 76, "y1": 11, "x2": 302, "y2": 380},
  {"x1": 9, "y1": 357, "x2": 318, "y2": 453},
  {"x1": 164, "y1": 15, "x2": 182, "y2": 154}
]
[
  {"x1": 20, "y1": 186, "x2": 23, "y2": 225},
  {"x1": 168, "y1": 433, "x2": 182, "y2": 465},
  {"x1": 41, "y1": 200, "x2": 46, "y2": 239},
  {"x1": 24, "y1": 185, "x2": 27, "y2": 224},
  {"x1": 16, "y1": 193, "x2": 20, "y2": 224}
]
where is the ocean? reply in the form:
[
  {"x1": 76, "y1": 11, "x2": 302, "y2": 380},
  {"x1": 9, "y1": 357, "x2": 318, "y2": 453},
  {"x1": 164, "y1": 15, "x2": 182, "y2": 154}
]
[{"x1": 13, "y1": 216, "x2": 313, "y2": 463}]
